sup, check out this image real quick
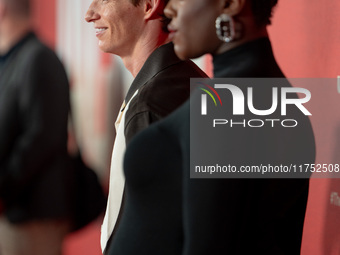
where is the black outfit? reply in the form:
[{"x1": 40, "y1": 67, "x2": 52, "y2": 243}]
[
  {"x1": 102, "y1": 42, "x2": 207, "y2": 253},
  {"x1": 0, "y1": 32, "x2": 73, "y2": 223},
  {"x1": 108, "y1": 38, "x2": 315, "y2": 255}
]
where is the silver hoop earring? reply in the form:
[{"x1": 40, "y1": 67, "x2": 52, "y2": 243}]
[{"x1": 215, "y1": 14, "x2": 235, "y2": 43}]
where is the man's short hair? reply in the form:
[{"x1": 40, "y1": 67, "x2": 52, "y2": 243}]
[
  {"x1": 250, "y1": 0, "x2": 278, "y2": 26},
  {"x1": 130, "y1": 0, "x2": 170, "y2": 33},
  {"x1": 2, "y1": 0, "x2": 31, "y2": 17}
]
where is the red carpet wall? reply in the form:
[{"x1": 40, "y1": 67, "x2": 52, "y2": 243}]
[
  {"x1": 268, "y1": 2, "x2": 340, "y2": 255},
  {"x1": 31, "y1": 0, "x2": 56, "y2": 48},
  {"x1": 269, "y1": 1, "x2": 340, "y2": 78}
]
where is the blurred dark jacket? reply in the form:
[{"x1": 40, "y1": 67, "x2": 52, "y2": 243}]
[{"x1": 0, "y1": 32, "x2": 74, "y2": 223}]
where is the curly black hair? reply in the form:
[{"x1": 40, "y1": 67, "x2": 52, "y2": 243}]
[{"x1": 250, "y1": 0, "x2": 279, "y2": 26}]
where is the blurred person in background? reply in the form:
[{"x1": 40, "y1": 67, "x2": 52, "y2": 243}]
[
  {"x1": 85, "y1": 0, "x2": 206, "y2": 253},
  {"x1": 106, "y1": 0, "x2": 315, "y2": 254},
  {"x1": 0, "y1": 0, "x2": 74, "y2": 254}
]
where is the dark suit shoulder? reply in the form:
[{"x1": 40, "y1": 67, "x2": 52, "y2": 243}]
[
  {"x1": 130, "y1": 60, "x2": 206, "y2": 117},
  {"x1": 19, "y1": 36, "x2": 68, "y2": 90},
  {"x1": 157, "y1": 59, "x2": 208, "y2": 79},
  {"x1": 6, "y1": 35, "x2": 70, "y2": 116},
  {"x1": 124, "y1": 59, "x2": 206, "y2": 143},
  {"x1": 24, "y1": 37, "x2": 66, "y2": 74}
]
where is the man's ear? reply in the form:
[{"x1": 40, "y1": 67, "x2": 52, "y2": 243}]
[
  {"x1": 219, "y1": 0, "x2": 246, "y2": 16},
  {"x1": 143, "y1": 0, "x2": 165, "y2": 21}
]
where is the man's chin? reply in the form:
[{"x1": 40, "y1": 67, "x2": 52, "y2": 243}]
[{"x1": 98, "y1": 42, "x2": 110, "y2": 54}]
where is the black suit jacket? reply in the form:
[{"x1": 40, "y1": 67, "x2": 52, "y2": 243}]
[
  {"x1": 104, "y1": 42, "x2": 207, "y2": 254},
  {"x1": 0, "y1": 33, "x2": 74, "y2": 223},
  {"x1": 124, "y1": 42, "x2": 207, "y2": 144}
]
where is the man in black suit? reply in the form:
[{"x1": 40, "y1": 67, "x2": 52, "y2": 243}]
[
  {"x1": 85, "y1": 0, "x2": 207, "y2": 253},
  {"x1": 0, "y1": 0, "x2": 73, "y2": 254}
]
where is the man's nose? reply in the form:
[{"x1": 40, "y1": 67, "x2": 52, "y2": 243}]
[{"x1": 85, "y1": 2, "x2": 100, "y2": 23}]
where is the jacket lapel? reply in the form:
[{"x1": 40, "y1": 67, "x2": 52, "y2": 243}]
[{"x1": 125, "y1": 42, "x2": 182, "y2": 103}]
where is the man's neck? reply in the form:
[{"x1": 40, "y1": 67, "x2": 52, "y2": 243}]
[
  {"x1": 0, "y1": 18, "x2": 32, "y2": 55},
  {"x1": 120, "y1": 29, "x2": 169, "y2": 78}
]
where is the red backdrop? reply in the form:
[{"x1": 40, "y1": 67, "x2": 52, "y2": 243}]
[
  {"x1": 31, "y1": 0, "x2": 56, "y2": 49},
  {"x1": 269, "y1": 2, "x2": 340, "y2": 255}
]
